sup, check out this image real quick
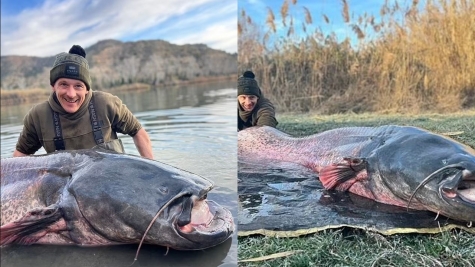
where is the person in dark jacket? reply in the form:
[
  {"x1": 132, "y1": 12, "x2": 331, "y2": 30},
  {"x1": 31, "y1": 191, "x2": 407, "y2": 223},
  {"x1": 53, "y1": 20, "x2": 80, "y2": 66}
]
[
  {"x1": 13, "y1": 45, "x2": 154, "y2": 159},
  {"x1": 237, "y1": 70, "x2": 278, "y2": 131}
]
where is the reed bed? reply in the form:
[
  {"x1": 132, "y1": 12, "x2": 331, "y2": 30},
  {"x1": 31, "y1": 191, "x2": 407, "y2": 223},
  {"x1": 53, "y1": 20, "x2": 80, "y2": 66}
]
[{"x1": 238, "y1": 0, "x2": 475, "y2": 114}]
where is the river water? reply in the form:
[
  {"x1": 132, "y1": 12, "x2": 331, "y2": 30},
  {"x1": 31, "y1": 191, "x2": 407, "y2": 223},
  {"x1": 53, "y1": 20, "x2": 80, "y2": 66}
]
[{"x1": 0, "y1": 81, "x2": 238, "y2": 267}]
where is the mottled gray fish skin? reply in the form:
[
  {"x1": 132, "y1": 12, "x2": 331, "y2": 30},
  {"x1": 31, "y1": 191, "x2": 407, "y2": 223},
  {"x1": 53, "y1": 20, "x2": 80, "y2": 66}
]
[
  {"x1": 1, "y1": 149, "x2": 234, "y2": 249},
  {"x1": 238, "y1": 125, "x2": 475, "y2": 223},
  {"x1": 1, "y1": 153, "x2": 74, "y2": 225}
]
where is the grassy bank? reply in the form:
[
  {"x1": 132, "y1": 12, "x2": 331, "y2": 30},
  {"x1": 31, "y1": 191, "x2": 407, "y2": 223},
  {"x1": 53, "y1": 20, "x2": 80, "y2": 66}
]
[
  {"x1": 238, "y1": 112, "x2": 475, "y2": 267},
  {"x1": 238, "y1": 0, "x2": 475, "y2": 113}
]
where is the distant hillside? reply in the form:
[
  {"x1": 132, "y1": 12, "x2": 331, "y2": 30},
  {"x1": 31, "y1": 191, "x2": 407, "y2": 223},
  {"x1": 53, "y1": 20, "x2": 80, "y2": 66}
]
[{"x1": 1, "y1": 39, "x2": 237, "y2": 91}]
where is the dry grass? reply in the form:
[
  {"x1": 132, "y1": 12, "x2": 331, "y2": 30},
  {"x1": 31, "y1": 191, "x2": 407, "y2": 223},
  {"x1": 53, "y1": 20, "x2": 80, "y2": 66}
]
[
  {"x1": 238, "y1": 0, "x2": 475, "y2": 113},
  {"x1": 0, "y1": 88, "x2": 51, "y2": 106}
]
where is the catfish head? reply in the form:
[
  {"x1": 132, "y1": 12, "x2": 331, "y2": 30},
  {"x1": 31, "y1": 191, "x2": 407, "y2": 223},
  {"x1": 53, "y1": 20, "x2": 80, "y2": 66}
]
[
  {"x1": 370, "y1": 129, "x2": 475, "y2": 223},
  {"x1": 65, "y1": 150, "x2": 234, "y2": 250}
]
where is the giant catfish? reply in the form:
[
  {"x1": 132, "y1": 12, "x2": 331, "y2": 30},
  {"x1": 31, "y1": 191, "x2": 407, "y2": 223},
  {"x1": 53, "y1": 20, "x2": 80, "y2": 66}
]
[
  {"x1": 238, "y1": 125, "x2": 475, "y2": 223},
  {"x1": 1, "y1": 149, "x2": 234, "y2": 250}
]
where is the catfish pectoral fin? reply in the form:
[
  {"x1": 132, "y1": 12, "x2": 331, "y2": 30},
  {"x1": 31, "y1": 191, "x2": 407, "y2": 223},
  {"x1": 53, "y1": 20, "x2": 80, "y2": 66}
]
[
  {"x1": 319, "y1": 157, "x2": 367, "y2": 191},
  {"x1": 0, "y1": 205, "x2": 62, "y2": 246}
]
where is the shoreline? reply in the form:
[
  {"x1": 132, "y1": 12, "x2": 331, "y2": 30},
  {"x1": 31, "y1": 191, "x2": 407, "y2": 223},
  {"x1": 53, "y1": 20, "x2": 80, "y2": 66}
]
[{"x1": 0, "y1": 75, "x2": 235, "y2": 106}]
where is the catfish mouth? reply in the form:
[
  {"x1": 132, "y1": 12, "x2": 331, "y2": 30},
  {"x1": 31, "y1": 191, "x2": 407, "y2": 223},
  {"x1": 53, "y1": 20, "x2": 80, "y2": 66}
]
[
  {"x1": 176, "y1": 197, "x2": 215, "y2": 233},
  {"x1": 174, "y1": 195, "x2": 234, "y2": 245},
  {"x1": 408, "y1": 164, "x2": 475, "y2": 223},
  {"x1": 440, "y1": 169, "x2": 475, "y2": 206},
  {"x1": 131, "y1": 193, "x2": 233, "y2": 261}
]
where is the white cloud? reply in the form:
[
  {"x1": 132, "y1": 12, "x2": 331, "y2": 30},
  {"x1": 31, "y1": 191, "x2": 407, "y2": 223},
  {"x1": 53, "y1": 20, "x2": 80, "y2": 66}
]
[
  {"x1": 171, "y1": 17, "x2": 237, "y2": 53},
  {"x1": 1, "y1": 0, "x2": 237, "y2": 56}
]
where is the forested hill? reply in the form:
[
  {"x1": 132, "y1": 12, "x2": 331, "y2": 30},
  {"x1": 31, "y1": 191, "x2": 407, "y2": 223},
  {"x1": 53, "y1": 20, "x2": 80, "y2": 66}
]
[{"x1": 1, "y1": 39, "x2": 236, "y2": 90}]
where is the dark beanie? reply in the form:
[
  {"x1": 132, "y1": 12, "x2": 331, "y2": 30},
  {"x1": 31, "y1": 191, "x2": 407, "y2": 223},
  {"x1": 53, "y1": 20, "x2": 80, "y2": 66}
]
[
  {"x1": 238, "y1": 71, "x2": 261, "y2": 97},
  {"x1": 50, "y1": 45, "x2": 91, "y2": 90}
]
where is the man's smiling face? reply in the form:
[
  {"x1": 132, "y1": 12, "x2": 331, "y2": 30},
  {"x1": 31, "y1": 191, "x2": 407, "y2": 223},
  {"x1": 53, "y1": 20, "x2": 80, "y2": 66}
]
[
  {"x1": 52, "y1": 78, "x2": 89, "y2": 113},
  {"x1": 238, "y1": 95, "x2": 258, "y2": 111}
]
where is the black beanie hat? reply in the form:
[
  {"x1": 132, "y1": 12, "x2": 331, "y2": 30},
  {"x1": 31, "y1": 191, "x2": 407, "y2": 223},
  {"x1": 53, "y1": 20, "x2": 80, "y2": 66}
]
[
  {"x1": 238, "y1": 71, "x2": 261, "y2": 97},
  {"x1": 50, "y1": 45, "x2": 91, "y2": 90}
]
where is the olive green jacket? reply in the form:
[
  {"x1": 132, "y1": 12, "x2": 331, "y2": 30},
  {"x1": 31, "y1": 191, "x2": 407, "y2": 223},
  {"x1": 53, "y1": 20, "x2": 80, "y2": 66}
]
[
  {"x1": 16, "y1": 91, "x2": 142, "y2": 154},
  {"x1": 238, "y1": 97, "x2": 278, "y2": 131}
]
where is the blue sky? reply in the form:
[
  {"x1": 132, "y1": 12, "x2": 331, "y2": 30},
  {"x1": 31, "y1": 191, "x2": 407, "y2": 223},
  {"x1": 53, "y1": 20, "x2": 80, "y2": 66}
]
[
  {"x1": 1, "y1": 0, "x2": 237, "y2": 57},
  {"x1": 239, "y1": 0, "x2": 415, "y2": 46}
]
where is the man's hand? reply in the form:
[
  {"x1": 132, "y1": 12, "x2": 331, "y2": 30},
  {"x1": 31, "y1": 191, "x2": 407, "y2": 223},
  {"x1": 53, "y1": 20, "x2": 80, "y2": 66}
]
[{"x1": 13, "y1": 149, "x2": 29, "y2": 157}]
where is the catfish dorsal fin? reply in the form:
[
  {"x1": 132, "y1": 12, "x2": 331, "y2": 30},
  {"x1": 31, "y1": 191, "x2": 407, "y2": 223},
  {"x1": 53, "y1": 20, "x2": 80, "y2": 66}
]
[{"x1": 319, "y1": 157, "x2": 366, "y2": 190}]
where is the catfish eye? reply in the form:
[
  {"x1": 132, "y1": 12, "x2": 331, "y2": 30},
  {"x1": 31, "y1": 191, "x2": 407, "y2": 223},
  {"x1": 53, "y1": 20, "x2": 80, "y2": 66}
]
[{"x1": 157, "y1": 186, "x2": 168, "y2": 195}]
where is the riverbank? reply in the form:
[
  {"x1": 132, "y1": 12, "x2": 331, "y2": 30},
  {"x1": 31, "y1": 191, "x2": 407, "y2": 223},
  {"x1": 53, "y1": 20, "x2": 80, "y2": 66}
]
[{"x1": 0, "y1": 75, "x2": 235, "y2": 106}]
